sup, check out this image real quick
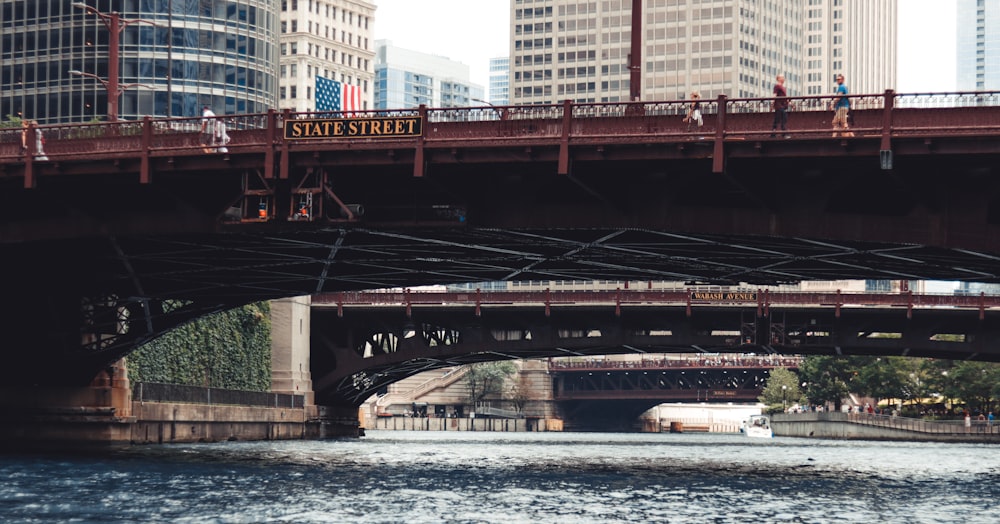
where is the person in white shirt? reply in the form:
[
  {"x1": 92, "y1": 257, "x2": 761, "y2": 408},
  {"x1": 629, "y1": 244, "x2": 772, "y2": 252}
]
[{"x1": 201, "y1": 105, "x2": 218, "y2": 152}]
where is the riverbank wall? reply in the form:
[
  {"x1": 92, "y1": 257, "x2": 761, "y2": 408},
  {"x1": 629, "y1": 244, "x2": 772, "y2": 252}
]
[
  {"x1": 130, "y1": 401, "x2": 315, "y2": 444},
  {"x1": 773, "y1": 412, "x2": 1000, "y2": 443}
]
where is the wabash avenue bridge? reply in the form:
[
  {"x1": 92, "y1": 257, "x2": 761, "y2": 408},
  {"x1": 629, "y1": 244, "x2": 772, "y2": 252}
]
[
  {"x1": 5, "y1": 91, "x2": 1000, "y2": 437},
  {"x1": 311, "y1": 288, "x2": 1000, "y2": 408}
]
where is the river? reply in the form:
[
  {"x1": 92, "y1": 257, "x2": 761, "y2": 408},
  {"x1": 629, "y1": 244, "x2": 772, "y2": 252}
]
[{"x1": 1, "y1": 431, "x2": 998, "y2": 523}]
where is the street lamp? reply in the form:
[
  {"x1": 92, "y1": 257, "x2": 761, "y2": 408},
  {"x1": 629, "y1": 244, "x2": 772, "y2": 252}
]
[
  {"x1": 471, "y1": 98, "x2": 506, "y2": 121},
  {"x1": 69, "y1": 70, "x2": 154, "y2": 120},
  {"x1": 73, "y1": 2, "x2": 159, "y2": 121}
]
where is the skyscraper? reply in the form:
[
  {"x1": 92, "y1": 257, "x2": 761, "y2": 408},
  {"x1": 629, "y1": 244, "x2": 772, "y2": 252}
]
[
  {"x1": 957, "y1": 0, "x2": 1000, "y2": 91},
  {"x1": 804, "y1": 0, "x2": 898, "y2": 97},
  {"x1": 279, "y1": 0, "x2": 375, "y2": 112},
  {"x1": 509, "y1": 0, "x2": 897, "y2": 105},
  {"x1": 373, "y1": 40, "x2": 483, "y2": 109},
  {"x1": 489, "y1": 57, "x2": 510, "y2": 105},
  {"x1": 0, "y1": 1, "x2": 279, "y2": 124}
]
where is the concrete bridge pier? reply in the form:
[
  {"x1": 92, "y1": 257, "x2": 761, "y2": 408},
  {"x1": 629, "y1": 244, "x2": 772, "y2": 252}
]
[
  {"x1": 0, "y1": 360, "x2": 135, "y2": 449},
  {"x1": 270, "y1": 296, "x2": 362, "y2": 438},
  {"x1": 313, "y1": 405, "x2": 364, "y2": 437}
]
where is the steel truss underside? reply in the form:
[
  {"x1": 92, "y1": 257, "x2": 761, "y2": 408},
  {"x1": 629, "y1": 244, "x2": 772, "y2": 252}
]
[{"x1": 10, "y1": 224, "x2": 1000, "y2": 387}]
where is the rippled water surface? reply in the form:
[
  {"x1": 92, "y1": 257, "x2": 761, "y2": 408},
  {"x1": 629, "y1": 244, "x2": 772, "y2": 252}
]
[{"x1": 2, "y1": 431, "x2": 999, "y2": 523}]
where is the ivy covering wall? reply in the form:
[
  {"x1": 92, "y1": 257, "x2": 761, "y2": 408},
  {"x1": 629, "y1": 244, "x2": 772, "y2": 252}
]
[{"x1": 126, "y1": 302, "x2": 272, "y2": 391}]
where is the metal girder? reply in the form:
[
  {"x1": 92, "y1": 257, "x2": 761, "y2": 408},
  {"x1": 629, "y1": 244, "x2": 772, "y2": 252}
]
[
  {"x1": 307, "y1": 304, "x2": 1000, "y2": 406},
  {"x1": 553, "y1": 368, "x2": 771, "y2": 402}
]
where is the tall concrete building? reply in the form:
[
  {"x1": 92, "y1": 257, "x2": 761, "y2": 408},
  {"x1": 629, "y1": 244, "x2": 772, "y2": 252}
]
[
  {"x1": 279, "y1": 0, "x2": 376, "y2": 112},
  {"x1": 509, "y1": 0, "x2": 897, "y2": 105},
  {"x1": 957, "y1": 0, "x2": 1000, "y2": 91},
  {"x1": 1, "y1": 1, "x2": 279, "y2": 124},
  {"x1": 373, "y1": 40, "x2": 484, "y2": 109},
  {"x1": 803, "y1": 0, "x2": 898, "y2": 97}
]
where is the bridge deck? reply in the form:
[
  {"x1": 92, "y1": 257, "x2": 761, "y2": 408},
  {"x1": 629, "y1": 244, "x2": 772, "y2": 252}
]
[{"x1": 7, "y1": 91, "x2": 1000, "y2": 391}]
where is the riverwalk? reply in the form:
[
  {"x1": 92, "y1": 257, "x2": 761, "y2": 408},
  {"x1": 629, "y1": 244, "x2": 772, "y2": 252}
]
[{"x1": 773, "y1": 412, "x2": 1000, "y2": 443}]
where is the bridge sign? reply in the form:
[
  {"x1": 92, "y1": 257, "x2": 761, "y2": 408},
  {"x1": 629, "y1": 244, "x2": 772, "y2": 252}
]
[
  {"x1": 690, "y1": 291, "x2": 758, "y2": 302},
  {"x1": 284, "y1": 116, "x2": 423, "y2": 139}
]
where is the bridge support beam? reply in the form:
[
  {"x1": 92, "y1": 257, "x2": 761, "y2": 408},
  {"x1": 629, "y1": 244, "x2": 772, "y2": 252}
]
[
  {"x1": 0, "y1": 360, "x2": 135, "y2": 450},
  {"x1": 270, "y1": 296, "x2": 315, "y2": 407},
  {"x1": 313, "y1": 404, "x2": 363, "y2": 437}
]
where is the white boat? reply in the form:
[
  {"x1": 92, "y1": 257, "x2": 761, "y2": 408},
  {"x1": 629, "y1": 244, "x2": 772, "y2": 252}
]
[{"x1": 741, "y1": 414, "x2": 773, "y2": 438}]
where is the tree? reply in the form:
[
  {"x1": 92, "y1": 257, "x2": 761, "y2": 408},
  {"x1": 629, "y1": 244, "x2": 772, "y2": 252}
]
[
  {"x1": 1, "y1": 114, "x2": 24, "y2": 129},
  {"x1": 799, "y1": 356, "x2": 858, "y2": 411},
  {"x1": 758, "y1": 367, "x2": 804, "y2": 413},
  {"x1": 465, "y1": 361, "x2": 518, "y2": 405},
  {"x1": 944, "y1": 361, "x2": 1000, "y2": 415},
  {"x1": 853, "y1": 357, "x2": 915, "y2": 407},
  {"x1": 508, "y1": 373, "x2": 532, "y2": 415}
]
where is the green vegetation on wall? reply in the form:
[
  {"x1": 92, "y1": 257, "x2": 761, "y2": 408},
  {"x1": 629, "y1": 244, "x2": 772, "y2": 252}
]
[{"x1": 127, "y1": 302, "x2": 272, "y2": 391}]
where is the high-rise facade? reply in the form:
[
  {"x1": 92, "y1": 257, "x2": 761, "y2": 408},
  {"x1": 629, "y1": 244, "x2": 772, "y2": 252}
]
[
  {"x1": 509, "y1": 0, "x2": 897, "y2": 105},
  {"x1": 0, "y1": 0, "x2": 279, "y2": 124},
  {"x1": 803, "y1": 0, "x2": 897, "y2": 97},
  {"x1": 957, "y1": 0, "x2": 1000, "y2": 91},
  {"x1": 373, "y1": 40, "x2": 484, "y2": 109},
  {"x1": 489, "y1": 56, "x2": 510, "y2": 105},
  {"x1": 279, "y1": 0, "x2": 375, "y2": 112}
]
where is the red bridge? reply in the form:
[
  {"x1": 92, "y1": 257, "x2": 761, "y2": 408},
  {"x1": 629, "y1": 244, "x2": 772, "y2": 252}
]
[
  {"x1": 4, "y1": 91, "x2": 1000, "y2": 437},
  {"x1": 308, "y1": 289, "x2": 1000, "y2": 407}
]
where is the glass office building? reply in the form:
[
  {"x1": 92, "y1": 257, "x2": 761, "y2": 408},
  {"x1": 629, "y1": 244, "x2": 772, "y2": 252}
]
[
  {"x1": 489, "y1": 56, "x2": 509, "y2": 106},
  {"x1": 373, "y1": 40, "x2": 483, "y2": 110},
  {"x1": 0, "y1": 0, "x2": 278, "y2": 124},
  {"x1": 957, "y1": 0, "x2": 1000, "y2": 91}
]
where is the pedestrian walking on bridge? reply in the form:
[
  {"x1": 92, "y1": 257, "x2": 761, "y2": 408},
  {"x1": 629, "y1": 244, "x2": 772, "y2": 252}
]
[
  {"x1": 771, "y1": 74, "x2": 789, "y2": 138},
  {"x1": 830, "y1": 74, "x2": 854, "y2": 137}
]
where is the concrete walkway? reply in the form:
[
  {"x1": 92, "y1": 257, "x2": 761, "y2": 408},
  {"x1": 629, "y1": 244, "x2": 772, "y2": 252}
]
[{"x1": 773, "y1": 412, "x2": 1000, "y2": 443}]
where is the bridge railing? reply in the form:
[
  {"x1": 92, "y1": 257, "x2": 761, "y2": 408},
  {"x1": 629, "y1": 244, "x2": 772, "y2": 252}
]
[
  {"x1": 548, "y1": 355, "x2": 801, "y2": 371},
  {"x1": 8, "y1": 90, "x2": 1000, "y2": 165},
  {"x1": 784, "y1": 411, "x2": 1000, "y2": 435},
  {"x1": 314, "y1": 288, "x2": 1000, "y2": 313},
  {"x1": 133, "y1": 382, "x2": 305, "y2": 409}
]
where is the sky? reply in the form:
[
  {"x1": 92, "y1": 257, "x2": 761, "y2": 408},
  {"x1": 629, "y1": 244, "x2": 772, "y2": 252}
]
[
  {"x1": 374, "y1": 0, "x2": 958, "y2": 94},
  {"x1": 373, "y1": 0, "x2": 510, "y2": 89}
]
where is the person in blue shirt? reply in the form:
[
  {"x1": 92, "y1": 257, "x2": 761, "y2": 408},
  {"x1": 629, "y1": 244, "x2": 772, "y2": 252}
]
[{"x1": 830, "y1": 74, "x2": 854, "y2": 137}]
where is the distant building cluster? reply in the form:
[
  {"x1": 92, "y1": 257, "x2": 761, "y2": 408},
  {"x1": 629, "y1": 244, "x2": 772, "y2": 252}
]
[
  {"x1": 373, "y1": 40, "x2": 483, "y2": 109},
  {"x1": 1, "y1": 1, "x2": 988, "y2": 123},
  {"x1": 508, "y1": 0, "x2": 897, "y2": 104}
]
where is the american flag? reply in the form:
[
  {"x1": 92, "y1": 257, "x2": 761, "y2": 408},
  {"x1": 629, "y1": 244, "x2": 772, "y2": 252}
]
[{"x1": 315, "y1": 75, "x2": 362, "y2": 112}]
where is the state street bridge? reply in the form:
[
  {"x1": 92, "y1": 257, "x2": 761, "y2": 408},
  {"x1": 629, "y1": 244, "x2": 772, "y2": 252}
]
[
  {"x1": 309, "y1": 289, "x2": 1000, "y2": 407},
  {"x1": 5, "y1": 91, "x2": 1000, "y2": 413}
]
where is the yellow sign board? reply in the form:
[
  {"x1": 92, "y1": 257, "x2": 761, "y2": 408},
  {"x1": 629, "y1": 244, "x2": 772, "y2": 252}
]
[
  {"x1": 284, "y1": 116, "x2": 423, "y2": 139},
  {"x1": 689, "y1": 291, "x2": 758, "y2": 302}
]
